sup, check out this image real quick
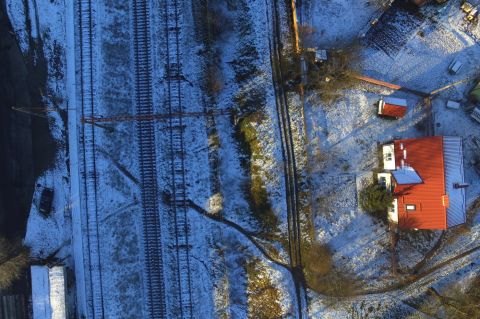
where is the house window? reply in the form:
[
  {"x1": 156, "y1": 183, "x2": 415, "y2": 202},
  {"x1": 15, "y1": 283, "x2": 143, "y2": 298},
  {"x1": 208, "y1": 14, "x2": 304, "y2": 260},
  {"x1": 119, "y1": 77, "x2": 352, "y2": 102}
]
[{"x1": 406, "y1": 204, "x2": 416, "y2": 211}]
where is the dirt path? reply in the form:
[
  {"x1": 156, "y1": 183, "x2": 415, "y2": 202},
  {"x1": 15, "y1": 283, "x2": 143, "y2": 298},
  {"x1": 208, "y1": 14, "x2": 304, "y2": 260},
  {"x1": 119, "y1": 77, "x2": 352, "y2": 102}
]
[{"x1": 187, "y1": 200, "x2": 290, "y2": 270}]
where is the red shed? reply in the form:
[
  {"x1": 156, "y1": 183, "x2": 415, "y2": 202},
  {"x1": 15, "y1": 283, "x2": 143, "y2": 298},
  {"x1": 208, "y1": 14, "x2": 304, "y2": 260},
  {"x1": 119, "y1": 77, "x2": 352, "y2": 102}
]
[
  {"x1": 378, "y1": 97, "x2": 407, "y2": 118},
  {"x1": 383, "y1": 136, "x2": 466, "y2": 230}
]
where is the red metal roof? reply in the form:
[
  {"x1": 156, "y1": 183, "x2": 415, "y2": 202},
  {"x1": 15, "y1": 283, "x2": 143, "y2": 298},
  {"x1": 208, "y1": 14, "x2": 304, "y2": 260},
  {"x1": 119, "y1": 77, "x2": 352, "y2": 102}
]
[
  {"x1": 382, "y1": 104, "x2": 407, "y2": 118},
  {"x1": 393, "y1": 136, "x2": 447, "y2": 230}
]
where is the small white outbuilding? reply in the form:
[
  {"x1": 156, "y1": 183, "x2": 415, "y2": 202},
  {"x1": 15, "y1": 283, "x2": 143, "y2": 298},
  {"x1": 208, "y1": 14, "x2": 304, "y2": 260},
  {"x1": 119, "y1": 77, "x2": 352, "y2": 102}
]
[{"x1": 31, "y1": 266, "x2": 67, "y2": 319}]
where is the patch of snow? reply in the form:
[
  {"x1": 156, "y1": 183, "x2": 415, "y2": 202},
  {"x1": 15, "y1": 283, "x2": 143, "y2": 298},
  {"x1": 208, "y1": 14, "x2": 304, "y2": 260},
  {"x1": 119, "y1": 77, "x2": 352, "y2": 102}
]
[{"x1": 6, "y1": 0, "x2": 28, "y2": 53}]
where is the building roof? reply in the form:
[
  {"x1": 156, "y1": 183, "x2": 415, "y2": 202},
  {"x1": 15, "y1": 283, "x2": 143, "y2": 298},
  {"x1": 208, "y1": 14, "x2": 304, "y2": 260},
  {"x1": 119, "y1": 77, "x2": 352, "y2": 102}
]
[
  {"x1": 31, "y1": 266, "x2": 66, "y2": 319},
  {"x1": 381, "y1": 103, "x2": 407, "y2": 118},
  {"x1": 443, "y1": 137, "x2": 466, "y2": 227},
  {"x1": 392, "y1": 136, "x2": 466, "y2": 230},
  {"x1": 393, "y1": 137, "x2": 446, "y2": 229},
  {"x1": 392, "y1": 167, "x2": 422, "y2": 185}
]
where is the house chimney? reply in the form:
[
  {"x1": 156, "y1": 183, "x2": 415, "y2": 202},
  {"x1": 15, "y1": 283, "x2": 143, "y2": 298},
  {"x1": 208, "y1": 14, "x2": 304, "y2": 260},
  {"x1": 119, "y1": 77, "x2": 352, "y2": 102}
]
[{"x1": 454, "y1": 183, "x2": 469, "y2": 189}]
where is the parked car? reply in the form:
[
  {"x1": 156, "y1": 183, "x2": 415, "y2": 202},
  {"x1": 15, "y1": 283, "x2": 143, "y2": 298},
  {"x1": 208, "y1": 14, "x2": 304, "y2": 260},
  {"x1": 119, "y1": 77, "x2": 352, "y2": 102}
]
[
  {"x1": 39, "y1": 188, "x2": 54, "y2": 216},
  {"x1": 448, "y1": 59, "x2": 463, "y2": 75},
  {"x1": 471, "y1": 107, "x2": 480, "y2": 124}
]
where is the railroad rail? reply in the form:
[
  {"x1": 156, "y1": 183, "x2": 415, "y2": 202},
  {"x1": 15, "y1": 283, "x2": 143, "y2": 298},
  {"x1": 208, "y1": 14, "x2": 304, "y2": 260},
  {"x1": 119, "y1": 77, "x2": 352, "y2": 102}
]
[
  {"x1": 132, "y1": 0, "x2": 167, "y2": 317},
  {"x1": 268, "y1": 1, "x2": 305, "y2": 317},
  {"x1": 78, "y1": 0, "x2": 105, "y2": 317},
  {"x1": 162, "y1": 0, "x2": 194, "y2": 316}
]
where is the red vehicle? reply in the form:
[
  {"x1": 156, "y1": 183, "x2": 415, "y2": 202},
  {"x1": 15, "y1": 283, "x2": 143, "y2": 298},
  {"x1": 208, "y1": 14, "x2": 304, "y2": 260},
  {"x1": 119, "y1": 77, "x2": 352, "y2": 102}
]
[{"x1": 377, "y1": 97, "x2": 408, "y2": 119}]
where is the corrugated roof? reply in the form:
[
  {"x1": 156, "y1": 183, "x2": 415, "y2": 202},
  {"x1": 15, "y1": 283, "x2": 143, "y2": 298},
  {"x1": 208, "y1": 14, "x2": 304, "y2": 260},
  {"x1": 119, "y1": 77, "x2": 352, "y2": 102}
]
[
  {"x1": 384, "y1": 97, "x2": 408, "y2": 106},
  {"x1": 443, "y1": 137, "x2": 466, "y2": 227},
  {"x1": 31, "y1": 266, "x2": 50, "y2": 319},
  {"x1": 31, "y1": 266, "x2": 66, "y2": 319},
  {"x1": 393, "y1": 136, "x2": 447, "y2": 229},
  {"x1": 382, "y1": 103, "x2": 407, "y2": 118}
]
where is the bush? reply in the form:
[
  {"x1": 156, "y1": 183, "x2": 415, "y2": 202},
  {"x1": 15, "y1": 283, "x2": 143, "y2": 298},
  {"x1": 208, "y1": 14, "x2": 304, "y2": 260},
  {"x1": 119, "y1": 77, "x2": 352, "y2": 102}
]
[
  {"x1": 301, "y1": 242, "x2": 362, "y2": 296},
  {"x1": 302, "y1": 242, "x2": 361, "y2": 296},
  {"x1": 359, "y1": 183, "x2": 392, "y2": 219},
  {"x1": 302, "y1": 242, "x2": 332, "y2": 278}
]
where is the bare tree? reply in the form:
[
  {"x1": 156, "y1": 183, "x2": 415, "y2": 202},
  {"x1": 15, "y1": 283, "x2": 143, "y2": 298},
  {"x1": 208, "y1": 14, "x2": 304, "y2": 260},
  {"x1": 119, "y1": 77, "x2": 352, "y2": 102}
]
[{"x1": 0, "y1": 237, "x2": 29, "y2": 289}]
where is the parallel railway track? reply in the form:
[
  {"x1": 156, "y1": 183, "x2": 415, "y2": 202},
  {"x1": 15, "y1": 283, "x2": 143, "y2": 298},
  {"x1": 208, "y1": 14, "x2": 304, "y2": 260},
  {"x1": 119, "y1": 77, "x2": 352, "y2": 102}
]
[
  {"x1": 132, "y1": 0, "x2": 167, "y2": 317},
  {"x1": 79, "y1": 0, "x2": 194, "y2": 317},
  {"x1": 78, "y1": 0, "x2": 105, "y2": 317},
  {"x1": 268, "y1": 1, "x2": 305, "y2": 317},
  {"x1": 162, "y1": 0, "x2": 194, "y2": 317}
]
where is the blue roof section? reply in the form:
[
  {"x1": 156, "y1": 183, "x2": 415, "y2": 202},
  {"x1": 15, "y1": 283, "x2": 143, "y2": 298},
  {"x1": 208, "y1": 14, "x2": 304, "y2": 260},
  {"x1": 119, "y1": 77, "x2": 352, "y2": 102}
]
[
  {"x1": 443, "y1": 136, "x2": 467, "y2": 227},
  {"x1": 392, "y1": 167, "x2": 423, "y2": 185}
]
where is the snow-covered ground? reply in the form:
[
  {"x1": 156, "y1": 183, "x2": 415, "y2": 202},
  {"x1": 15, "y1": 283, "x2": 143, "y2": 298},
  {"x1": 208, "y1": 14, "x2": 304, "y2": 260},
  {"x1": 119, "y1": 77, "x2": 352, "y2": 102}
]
[
  {"x1": 10, "y1": 0, "x2": 301, "y2": 317},
  {"x1": 302, "y1": 0, "x2": 388, "y2": 48},
  {"x1": 304, "y1": 0, "x2": 480, "y2": 317},
  {"x1": 9, "y1": 0, "x2": 480, "y2": 317},
  {"x1": 7, "y1": 0, "x2": 77, "y2": 316}
]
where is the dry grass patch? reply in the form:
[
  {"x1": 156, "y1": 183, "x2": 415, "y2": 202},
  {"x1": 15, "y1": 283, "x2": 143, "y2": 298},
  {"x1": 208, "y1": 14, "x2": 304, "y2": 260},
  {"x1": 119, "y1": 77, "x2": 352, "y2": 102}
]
[
  {"x1": 246, "y1": 258, "x2": 285, "y2": 319},
  {"x1": 236, "y1": 114, "x2": 280, "y2": 235}
]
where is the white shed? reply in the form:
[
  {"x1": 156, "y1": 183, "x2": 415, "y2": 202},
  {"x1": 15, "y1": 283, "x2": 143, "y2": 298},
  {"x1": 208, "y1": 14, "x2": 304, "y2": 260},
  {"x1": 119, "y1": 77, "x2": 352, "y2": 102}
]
[{"x1": 31, "y1": 266, "x2": 67, "y2": 319}]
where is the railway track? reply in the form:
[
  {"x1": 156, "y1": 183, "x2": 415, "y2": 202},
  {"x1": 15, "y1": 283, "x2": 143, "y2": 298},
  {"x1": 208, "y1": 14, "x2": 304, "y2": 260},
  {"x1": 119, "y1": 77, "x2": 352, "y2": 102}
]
[
  {"x1": 268, "y1": 1, "x2": 305, "y2": 317},
  {"x1": 132, "y1": 0, "x2": 167, "y2": 318},
  {"x1": 78, "y1": 0, "x2": 105, "y2": 317},
  {"x1": 162, "y1": 0, "x2": 194, "y2": 317}
]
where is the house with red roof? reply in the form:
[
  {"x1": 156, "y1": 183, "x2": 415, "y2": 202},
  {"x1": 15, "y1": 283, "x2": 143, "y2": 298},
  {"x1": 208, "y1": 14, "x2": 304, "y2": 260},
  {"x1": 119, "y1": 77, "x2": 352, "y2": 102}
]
[{"x1": 380, "y1": 136, "x2": 466, "y2": 230}]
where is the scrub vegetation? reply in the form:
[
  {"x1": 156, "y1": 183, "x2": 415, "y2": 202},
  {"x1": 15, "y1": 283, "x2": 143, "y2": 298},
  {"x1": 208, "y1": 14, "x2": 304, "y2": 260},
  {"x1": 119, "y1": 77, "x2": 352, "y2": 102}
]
[
  {"x1": 236, "y1": 115, "x2": 280, "y2": 235},
  {"x1": 301, "y1": 242, "x2": 360, "y2": 296},
  {"x1": 227, "y1": 0, "x2": 279, "y2": 235},
  {"x1": 246, "y1": 258, "x2": 285, "y2": 319},
  {"x1": 305, "y1": 47, "x2": 361, "y2": 104}
]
